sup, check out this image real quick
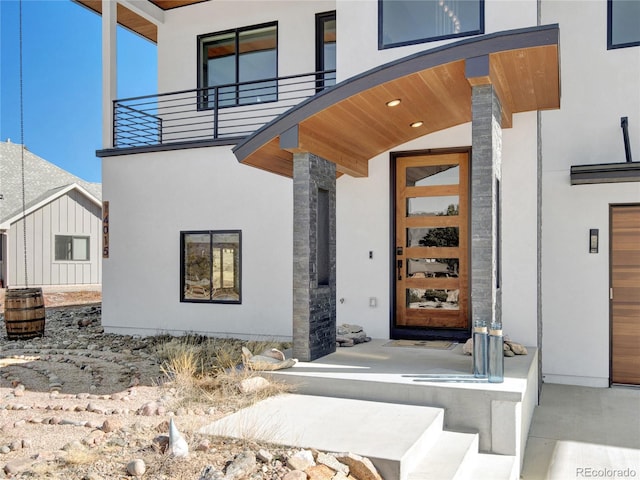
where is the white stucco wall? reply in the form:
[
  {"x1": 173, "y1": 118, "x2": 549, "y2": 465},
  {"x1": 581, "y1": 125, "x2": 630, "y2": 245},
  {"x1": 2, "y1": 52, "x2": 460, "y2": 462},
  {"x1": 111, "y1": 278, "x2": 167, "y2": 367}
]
[
  {"x1": 101, "y1": 148, "x2": 293, "y2": 339},
  {"x1": 501, "y1": 112, "x2": 539, "y2": 348},
  {"x1": 102, "y1": 0, "x2": 639, "y2": 387},
  {"x1": 540, "y1": 1, "x2": 640, "y2": 386}
]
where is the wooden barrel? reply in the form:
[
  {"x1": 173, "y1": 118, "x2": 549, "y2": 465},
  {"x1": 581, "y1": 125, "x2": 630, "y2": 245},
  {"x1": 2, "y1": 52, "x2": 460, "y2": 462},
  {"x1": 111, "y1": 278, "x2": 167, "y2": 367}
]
[{"x1": 4, "y1": 288, "x2": 46, "y2": 340}]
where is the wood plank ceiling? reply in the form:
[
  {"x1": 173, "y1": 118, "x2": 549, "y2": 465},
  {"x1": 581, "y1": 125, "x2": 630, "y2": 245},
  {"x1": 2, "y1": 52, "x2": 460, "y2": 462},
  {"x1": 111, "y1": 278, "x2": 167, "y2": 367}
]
[
  {"x1": 235, "y1": 39, "x2": 560, "y2": 177},
  {"x1": 74, "y1": 0, "x2": 207, "y2": 43}
]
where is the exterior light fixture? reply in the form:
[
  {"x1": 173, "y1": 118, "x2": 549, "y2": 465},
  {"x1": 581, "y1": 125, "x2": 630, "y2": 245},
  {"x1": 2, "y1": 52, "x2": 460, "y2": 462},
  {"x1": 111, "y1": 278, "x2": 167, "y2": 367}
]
[
  {"x1": 410, "y1": 121, "x2": 424, "y2": 128},
  {"x1": 589, "y1": 229, "x2": 599, "y2": 253},
  {"x1": 386, "y1": 99, "x2": 401, "y2": 107}
]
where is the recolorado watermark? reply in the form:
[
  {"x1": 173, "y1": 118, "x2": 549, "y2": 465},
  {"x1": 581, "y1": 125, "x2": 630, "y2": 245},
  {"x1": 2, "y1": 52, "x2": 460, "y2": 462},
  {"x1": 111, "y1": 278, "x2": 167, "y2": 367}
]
[{"x1": 576, "y1": 467, "x2": 637, "y2": 478}]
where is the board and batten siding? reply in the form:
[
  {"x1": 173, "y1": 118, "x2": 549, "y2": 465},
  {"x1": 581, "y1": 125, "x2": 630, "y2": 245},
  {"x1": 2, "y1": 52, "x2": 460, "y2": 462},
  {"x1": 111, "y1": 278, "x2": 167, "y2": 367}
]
[{"x1": 8, "y1": 190, "x2": 102, "y2": 286}]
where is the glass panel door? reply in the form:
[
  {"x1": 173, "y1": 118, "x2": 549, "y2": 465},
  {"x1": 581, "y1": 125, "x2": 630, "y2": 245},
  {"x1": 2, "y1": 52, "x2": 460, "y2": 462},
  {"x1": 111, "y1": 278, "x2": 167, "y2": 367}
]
[{"x1": 394, "y1": 152, "x2": 469, "y2": 329}]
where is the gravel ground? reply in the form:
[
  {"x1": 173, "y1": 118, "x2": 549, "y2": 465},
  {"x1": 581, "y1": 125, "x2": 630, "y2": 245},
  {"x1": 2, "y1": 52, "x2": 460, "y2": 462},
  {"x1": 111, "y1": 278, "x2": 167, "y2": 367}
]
[{"x1": 0, "y1": 293, "x2": 367, "y2": 480}]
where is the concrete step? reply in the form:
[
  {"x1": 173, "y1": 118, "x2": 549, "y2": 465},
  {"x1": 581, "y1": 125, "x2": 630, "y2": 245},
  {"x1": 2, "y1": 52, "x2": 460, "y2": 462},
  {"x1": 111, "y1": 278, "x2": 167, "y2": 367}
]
[
  {"x1": 407, "y1": 430, "x2": 478, "y2": 480},
  {"x1": 199, "y1": 393, "x2": 445, "y2": 480},
  {"x1": 406, "y1": 430, "x2": 517, "y2": 480},
  {"x1": 199, "y1": 393, "x2": 519, "y2": 480},
  {"x1": 455, "y1": 452, "x2": 518, "y2": 480}
]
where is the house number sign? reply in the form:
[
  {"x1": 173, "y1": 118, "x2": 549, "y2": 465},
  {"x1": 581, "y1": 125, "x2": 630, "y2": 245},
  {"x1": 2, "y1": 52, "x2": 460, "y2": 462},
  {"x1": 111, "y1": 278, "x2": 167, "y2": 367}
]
[{"x1": 103, "y1": 201, "x2": 109, "y2": 258}]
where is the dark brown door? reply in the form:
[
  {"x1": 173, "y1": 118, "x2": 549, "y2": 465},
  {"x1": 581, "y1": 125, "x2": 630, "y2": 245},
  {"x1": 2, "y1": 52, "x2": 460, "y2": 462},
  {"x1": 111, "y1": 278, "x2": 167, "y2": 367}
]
[
  {"x1": 394, "y1": 152, "x2": 469, "y2": 330},
  {"x1": 611, "y1": 204, "x2": 640, "y2": 385}
]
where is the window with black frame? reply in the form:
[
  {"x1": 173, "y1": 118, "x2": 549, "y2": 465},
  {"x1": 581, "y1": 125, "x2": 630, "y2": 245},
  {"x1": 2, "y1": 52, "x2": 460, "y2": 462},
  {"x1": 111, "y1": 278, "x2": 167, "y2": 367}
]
[
  {"x1": 198, "y1": 23, "x2": 277, "y2": 109},
  {"x1": 608, "y1": 0, "x2": 640, "y2": 49},
  {"x1": 316, "y1": 11, "x2": 336, "y2": 90},
  {"x1": 379, "y1": 0, "x2": 483, "y2": 49},
  {"x1": 181, "y1": 230, "x2": 241, "y2": 303}
]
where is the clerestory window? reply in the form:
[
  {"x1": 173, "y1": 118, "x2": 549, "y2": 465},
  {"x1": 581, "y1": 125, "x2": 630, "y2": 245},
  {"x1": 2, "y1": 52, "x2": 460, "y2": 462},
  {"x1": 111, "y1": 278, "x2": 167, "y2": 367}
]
[
  {"x1": 198, "y1": 22, "x2": 278, "y2": 109},
  {"x1": 379, "y1": 0, "x2": 484, "y2": 49}
]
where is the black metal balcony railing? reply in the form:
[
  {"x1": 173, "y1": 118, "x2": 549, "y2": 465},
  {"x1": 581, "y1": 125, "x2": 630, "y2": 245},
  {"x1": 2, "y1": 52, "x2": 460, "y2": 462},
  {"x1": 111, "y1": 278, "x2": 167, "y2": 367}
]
[{"x1": 113, "y1": 70, "x2": 336, "y2": 149}]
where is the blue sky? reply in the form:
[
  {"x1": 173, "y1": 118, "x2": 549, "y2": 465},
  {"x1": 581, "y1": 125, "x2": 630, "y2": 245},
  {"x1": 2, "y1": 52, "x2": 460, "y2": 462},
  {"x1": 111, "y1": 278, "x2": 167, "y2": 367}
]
[{"x1": 1, "y1": 0, "x2": 157, "y2": 183}]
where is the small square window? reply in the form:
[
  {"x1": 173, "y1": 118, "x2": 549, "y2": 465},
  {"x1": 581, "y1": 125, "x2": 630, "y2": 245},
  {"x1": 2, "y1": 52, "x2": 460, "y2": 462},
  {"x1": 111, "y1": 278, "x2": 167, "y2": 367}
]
[
  {"x1": 181, "y1": 230, "x2": 242, "y2": 303},
  {"x1": 608, "y1": 0, "x2": 640, "y2": 49},
  {"x1": 54, "y1": 235, "x2": 90, "y2": 261}
]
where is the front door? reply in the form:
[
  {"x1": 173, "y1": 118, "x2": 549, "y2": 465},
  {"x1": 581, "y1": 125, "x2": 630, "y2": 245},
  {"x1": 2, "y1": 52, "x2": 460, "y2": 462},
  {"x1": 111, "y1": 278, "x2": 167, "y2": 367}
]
[
  {"x1": 393, "y1": 151, "x2": 469, "y2": 336},
  {"x1": 611, "y1": 204, "x2": 640, "y2": 385}
]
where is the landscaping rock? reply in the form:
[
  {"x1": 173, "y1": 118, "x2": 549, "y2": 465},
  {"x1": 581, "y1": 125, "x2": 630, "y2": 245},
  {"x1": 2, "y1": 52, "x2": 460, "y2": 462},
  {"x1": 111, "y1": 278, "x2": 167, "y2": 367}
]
[
  {"x1": 224, "y1": 450, "x2": 257, "y2": 479},
  {"x1": 168, "y1": 418, "x2": 189, "y2": 458},
  {"x1": 334, "y1": 452, "x2": 382, "y2": 480},
  {"x1": 317, "y1": 452, "x2": 349, "y2": 474},
  {"x1": 337, "y1": 324, "x2": 372, "y2": 347},
  {"x1": 462, "y1": 338, "x2": 473, "y2": 355},
  {"x1": 241, "y1": 347, "x2": 297, "y2": 371},
  {"x1": 126, "y1": 458, "x2": 146, "y2": 476},
  {"x1": 283, "y1": 471, "x2": 307, "y2": 480},
  {"x1": 257, "y1": 448, "x2": 273, "y2": 463},
  {"x1": 306, "y1": 464, "x2": 336, "y2": 480},
  {"x1": 239, "y1": 376, "x2": 271, "y2": 394},
  {"x1": 288, "y1": 449, "x2": 316, "y2": 471},
  {"x1": 3, "y1": 458, "x2": 32, "y2": 476},
  {"x1": 506, "y1": 340, "x2": 528, "y2": 355}
]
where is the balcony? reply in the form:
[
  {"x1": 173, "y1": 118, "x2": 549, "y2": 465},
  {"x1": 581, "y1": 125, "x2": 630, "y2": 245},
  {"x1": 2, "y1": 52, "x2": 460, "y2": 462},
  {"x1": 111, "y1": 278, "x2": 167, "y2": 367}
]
[{"x1": 99, "y1": 70, "x2": 336, "y2": 156}]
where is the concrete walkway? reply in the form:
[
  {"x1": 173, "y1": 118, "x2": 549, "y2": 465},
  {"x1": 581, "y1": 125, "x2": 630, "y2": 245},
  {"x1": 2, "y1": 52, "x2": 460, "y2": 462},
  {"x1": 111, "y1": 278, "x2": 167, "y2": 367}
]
[{"x1": 522, "y1": 384, "x2": 640, "y2": 479}]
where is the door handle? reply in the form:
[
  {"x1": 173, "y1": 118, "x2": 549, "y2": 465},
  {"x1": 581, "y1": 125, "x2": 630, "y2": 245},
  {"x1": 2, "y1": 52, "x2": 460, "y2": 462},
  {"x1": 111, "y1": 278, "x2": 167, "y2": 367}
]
[{"x1": 397, "y1": 259, "x2": 403, "y2": 280}]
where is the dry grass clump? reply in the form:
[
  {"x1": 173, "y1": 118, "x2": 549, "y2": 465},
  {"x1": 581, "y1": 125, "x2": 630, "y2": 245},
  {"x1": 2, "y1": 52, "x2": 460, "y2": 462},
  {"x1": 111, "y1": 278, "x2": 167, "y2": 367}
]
[
  {"x1": 153, "y1": 334, "x2": 293, "y2": 409},
  {"x1": 153, "y1": 334, "x2": 290, "y2": 375},
  {"x1": 61, "y1": 448, "x2": 99, "y2": 466}
]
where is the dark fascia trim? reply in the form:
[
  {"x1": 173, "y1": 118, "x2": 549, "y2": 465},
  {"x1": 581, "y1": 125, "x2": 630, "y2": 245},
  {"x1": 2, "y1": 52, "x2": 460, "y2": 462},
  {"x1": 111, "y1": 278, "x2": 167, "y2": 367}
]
[
  {"x1": 232, "y1": 23, "x2": 559, "y2": 164},
  {"x1": 570, "y1": 162, "x2": 640, "y2": 185},
  {"x1": 96, "y1": 137, "x2": 243, "y2": 158}
]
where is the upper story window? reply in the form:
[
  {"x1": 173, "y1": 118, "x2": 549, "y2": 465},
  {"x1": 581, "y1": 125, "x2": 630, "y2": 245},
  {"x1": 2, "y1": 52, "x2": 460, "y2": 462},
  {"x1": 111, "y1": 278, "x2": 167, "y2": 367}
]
[
  {"x1": 608, "y1": 0, "x2": 640, "y2": 49},
  {"x1": 379, "y1": 0, "x2": 484, "y2": 49},
  {"x1": 316, "y1": 11, "x2": 336, "y2": 89},
  {"x1": 198, "y1": 23, "x2": 277, "y2": 109},
  {"x1": 55, "y1": 235, "x2": 90, "y2": 261}
]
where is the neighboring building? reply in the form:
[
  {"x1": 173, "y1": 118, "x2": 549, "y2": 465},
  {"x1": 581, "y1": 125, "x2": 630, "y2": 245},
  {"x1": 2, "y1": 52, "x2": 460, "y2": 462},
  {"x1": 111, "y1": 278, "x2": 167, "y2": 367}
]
[
  {"x1": 0, "y1": 141, "x2": 102, "y2": 287},
  {"x1": 87, "y1": 0, "x2": 638, "y2": 388}
]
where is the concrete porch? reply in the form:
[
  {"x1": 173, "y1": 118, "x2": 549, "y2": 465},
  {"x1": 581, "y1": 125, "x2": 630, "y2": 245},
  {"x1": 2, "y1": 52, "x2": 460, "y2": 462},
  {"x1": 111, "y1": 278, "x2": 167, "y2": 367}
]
[
  {"x1": 201, "y1": 353, "x2": 639, "y2": 479},
  {"x1": 268, "y1": 339, "x2": 538, "y2": 470}
]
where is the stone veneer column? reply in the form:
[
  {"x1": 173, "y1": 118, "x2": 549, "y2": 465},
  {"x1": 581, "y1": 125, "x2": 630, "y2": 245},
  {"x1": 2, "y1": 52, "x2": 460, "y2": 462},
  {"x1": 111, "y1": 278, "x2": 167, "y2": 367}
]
[
  {"x1": 471, "y1": 84, "x2": 502, "y2": 326},
  {"x1": 292, "y1": 152, "x2": 337, "y2": 361}
]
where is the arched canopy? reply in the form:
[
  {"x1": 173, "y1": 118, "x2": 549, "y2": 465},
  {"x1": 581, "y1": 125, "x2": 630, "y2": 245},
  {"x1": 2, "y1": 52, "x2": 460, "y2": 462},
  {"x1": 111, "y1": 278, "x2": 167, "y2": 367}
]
[{"x1": 233, "y1": 24, "x2": 560, "y2": 178}]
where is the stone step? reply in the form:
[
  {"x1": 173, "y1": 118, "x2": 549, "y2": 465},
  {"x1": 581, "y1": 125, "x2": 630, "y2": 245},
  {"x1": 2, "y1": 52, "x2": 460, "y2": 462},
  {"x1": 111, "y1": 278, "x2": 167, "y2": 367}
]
[
  {"x1": 407, "y1": 430, "x2": 479, "y2": 480},
  {"x1": 199, "y1": 393, "x2": 446, "y2": 480}
]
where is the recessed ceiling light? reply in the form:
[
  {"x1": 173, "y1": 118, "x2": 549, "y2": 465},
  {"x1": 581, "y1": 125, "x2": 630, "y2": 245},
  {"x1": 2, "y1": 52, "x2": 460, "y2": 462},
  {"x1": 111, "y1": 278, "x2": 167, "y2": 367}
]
[
  {"x1": 410, "y1": 121, "x2": 424, "y2": 128},
  {"x1": 386, "y1": 99, "x2": 401, "y2": 107}
]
